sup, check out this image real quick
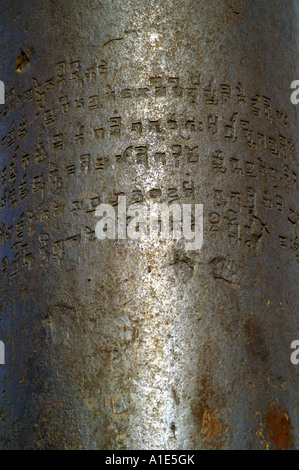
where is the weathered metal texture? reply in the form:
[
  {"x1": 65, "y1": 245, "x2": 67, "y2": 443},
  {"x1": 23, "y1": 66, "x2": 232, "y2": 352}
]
[{"x1": 0, "y1": 0, "x2": 298, "y2": 450}]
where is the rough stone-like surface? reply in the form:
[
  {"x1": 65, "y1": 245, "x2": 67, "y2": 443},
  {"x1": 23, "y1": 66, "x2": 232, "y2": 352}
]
[{"x1": 0, "y1": 0, "x2": 298, "y2": 449}]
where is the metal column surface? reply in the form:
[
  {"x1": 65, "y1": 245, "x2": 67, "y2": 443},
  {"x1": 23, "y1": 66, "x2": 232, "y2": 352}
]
[{"x1": 0, "y1": 0, "x2": 298, "y2": 449}]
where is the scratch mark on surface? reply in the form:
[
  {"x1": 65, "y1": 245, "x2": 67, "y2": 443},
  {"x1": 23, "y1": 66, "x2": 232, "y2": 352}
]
[{"x1": 102, "y1": 37, "x2": 123, "y2": 48}]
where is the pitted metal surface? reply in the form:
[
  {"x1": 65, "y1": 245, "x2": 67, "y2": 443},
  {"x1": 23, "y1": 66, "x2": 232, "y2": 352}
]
[{"x1": 0, "y1": 0, "x2": 298, "y2": 449}]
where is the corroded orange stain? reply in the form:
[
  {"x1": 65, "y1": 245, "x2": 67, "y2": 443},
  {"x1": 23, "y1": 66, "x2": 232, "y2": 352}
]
[
  {"x1": 201, "y1": 410, "x2": 222, "y2": 439},
  {"x1": 266, "y1": 407, "x2": 293, "y2": 450}
]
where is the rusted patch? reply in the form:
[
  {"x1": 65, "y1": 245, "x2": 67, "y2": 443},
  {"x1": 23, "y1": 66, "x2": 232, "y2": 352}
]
[
  {"x1": 16, "y1": 47, "x2": 33, "y2": 73},
  {"x1": 266, "y1": 407, "x2": 293, "y2": 450},
  {"x1": 192, "y1": 367, "x2": 229, "y2": 449},
  {"x1": 202, "y1": 410, "x2": 223, "y2": 439}
]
